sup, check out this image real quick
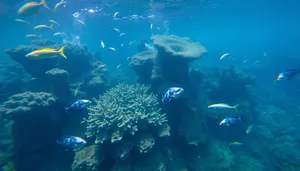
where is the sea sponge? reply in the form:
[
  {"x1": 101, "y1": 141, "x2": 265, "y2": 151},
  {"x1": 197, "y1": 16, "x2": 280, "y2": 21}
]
[
  {"x1": 82, "y1": 83, "x2": 168, "y2": 155},
  {"x1": 0, "y1": 91, "x2": 56, "y2": 118}
]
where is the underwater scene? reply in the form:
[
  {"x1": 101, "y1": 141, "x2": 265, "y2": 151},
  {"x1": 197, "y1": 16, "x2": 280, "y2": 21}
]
[{"x1": 1, "y1": 0, "x2": 300, "y2": 170}]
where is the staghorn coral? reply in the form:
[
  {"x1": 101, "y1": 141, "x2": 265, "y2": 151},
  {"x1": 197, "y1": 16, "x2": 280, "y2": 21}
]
[
  {"x1": 72, "y1": 145, "x2": 105, "y2": 171},
  {"x1": 136, "y1": 134, "x2": 155, "y2": 153},
  {"x1": 82, "y1": 83, "x2": 168, "y2": 155},
  {"x1": 0, "y1": 91, "x2": 56, "y2": 118}
]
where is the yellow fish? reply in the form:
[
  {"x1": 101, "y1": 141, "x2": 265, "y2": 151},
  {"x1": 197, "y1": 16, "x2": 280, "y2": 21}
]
[
  {"x1": 74, "y1": 84, "x2": 80, "y2": 97},
  {"x1": 34, "y1": 24, "x2": 54, "y2": 31},
  {"x1": 26, "y1": 46, "x2": 67, "y2": 59},
  {"x1": 119, "y1": 33, "x2": 126, "y2": 37},
  {"x1": 18, "y1": 0, "x2": 50, "y2": 16},
  {"x1": 53, "y1": 32, "x2": 66, "y2": 37},
  {"x1": 129, "y1": 40, "x2": 136, "y2": 46},
  {"x1": 108, "y1": 47, "x2": 116, "y2": 51},
  {"x1": 263, "y1": 52, "x2": 267, "y2": 57},
  {"x1": 54, "y1": 1, "x2": 66, "y2": 12},
  {"x1": 25, "y1": 34, "x2": 41, "y2": 39},
  {"x1": 96, "y1": 64, "x2": 106, "y2": 71},
  {"x1": 246, "y1": 125, "x2": 253, "y2": 134},
  {"x1": 229, "y1": 142, "x2": 243, "y2": 146},
  {"x1": 113, "y1": 12, "x2": 119, "y2": 18},
  {"x1": 49, "y1": 20, "x2": 60, "y2": 26},
  {"x1": 15, "y1": 19, "x2": 31, "y2": 24}
]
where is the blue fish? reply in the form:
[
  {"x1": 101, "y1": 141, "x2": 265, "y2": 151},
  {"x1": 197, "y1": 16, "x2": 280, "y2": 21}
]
[
  {"x1": 162, "y1": 87, "x2": 184, "y2": 104},
  {"x1": 56, "y1": 136, "x2": 86, "y2": 149},
  {"x1": 219, "y1": 116, "x2": 244, "y2": 126},
  {"x1": 65, "y1": 99, "x2": 91, "y2": 112},
  {"x1": 277, "y1": 69, "x2": 300, "y2": 81}
]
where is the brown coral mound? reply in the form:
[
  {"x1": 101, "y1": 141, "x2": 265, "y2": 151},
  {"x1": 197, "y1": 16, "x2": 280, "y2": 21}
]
[
  {"x1": 0, "y1": 91, "x2": 56, "y2": 118},
  {"x1": 151, "y1": 35, "x2": 207, "y2": 60}
]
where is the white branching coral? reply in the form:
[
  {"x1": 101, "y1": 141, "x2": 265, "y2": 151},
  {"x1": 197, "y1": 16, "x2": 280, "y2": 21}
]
[{"x1": 82, "y1": 83, "x2": 168, "y2": 145}]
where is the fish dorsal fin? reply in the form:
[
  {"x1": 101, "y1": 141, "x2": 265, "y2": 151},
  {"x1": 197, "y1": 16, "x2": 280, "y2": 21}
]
[
  {"x1": 41, "y1": 48, "x2": 54, "y2": 50},
  {"x1": 67, "y1": 100, "x2": 77, "y2": 106}
]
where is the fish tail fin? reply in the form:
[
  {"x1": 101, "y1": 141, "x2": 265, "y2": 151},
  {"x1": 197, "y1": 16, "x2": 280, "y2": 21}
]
[
  {"x1": 58, "y1": 46, "x2": 67, "y2": 59},
  {"x1": 56, "y1": 140, "x2": 61, "y2": 145},
  {"x1": 49, "y1": 24, "x2": 54, "y2": 30},
  {"x1": 233, "y1": 104, "x2": 239, "y2": 112},
  {"x1": 238, "y1": 115, "x2": 244, "y2": 121},
  {"x1": 40, "y1": 0, "x2": 51, "y2": 11}
]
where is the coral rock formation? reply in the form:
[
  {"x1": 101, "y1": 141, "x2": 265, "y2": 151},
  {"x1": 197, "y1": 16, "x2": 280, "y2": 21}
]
[
  {"x1": 45, "y1": 68, "x2": 71, "y2": 102},
  {"x1": 151, "y1": 35, "x2": 207, "y2": 87},
  {"x1": 0, "y1": 91, "x2": 56, "y2": 118},
  {"x1": 72, "y1": 145, "x2": 105, "y2": 171},
  {"x1": 129, "y1": 50, "x2": 157, "y2": 84}
]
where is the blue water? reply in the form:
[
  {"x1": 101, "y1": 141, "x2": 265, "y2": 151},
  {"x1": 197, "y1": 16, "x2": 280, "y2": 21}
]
[{"x1": 1, "y1": 0, "x2": 300, "y2": 170}]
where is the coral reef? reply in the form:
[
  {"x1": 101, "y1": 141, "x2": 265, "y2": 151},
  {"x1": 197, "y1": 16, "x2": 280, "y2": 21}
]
[
  {"x1": 82, "y1": 83, "x2": 168, "y2": 157},
  {"x1": 232, "y1": 153, "x2": 266, "y2": 171},
  {"x1": 129, "y1": 50, "x2": 157, "y2": 84},
  {"x1": 45, "y1": 68, "x2": 71, "y2": 102},
  {"x1": 0, "y1": 91, "x2": 55, "y2": 119},
  {"x1": 5, "y1": 40, "x2": 93, "y2": 79},
  {"x1": 133, "y1": 151, "x2": 166, "y2": 171},
  {"x1": 0, "y1": 116, "x2": 14, "y2": 162},
  {"x1": 252, "y1": 105, "x2": 300, "y2": 170},
  {"x1": 0, "y1": 91, "x2": 66, "y2": 170},
  {"x1": 151, "y1": 35, "x2": 207, "y2": 87},
  {"x1": 191, "y1": 140, "x2": 233, "y2": 171},
  {"x1": 136, "y1": 134, "x2": 155, "y2": 153},
  {"x1": 0, "y1": 64, "x2": 27, "y2": 103},
  {"x1": 207, "y1": 66, "x2": 255, "y2": 104},
  {"x1": 129, "y1": 35, "x2": 207, "y2": 93},
  {"x1": 72, "y1": 145, "x2": 105, "y2": 171},
  {"x1": 178, "y1": 111, "x2": 208, "y2": 146}
]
